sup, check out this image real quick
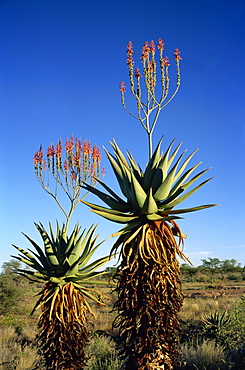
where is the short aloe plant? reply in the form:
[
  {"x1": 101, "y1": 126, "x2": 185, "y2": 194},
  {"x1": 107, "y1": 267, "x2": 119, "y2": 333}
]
[
  {"x1": 201, "y1": 311, "x2": 231, "y2": 337},
  {"x1": 12, "y1": 137, "x2": 111, "y2": 370},
  {"x1": 82, "y1": 40, "x2": 217, "y2": 370},
  {"x1": 12, "y1": 223, "x2": 110, "y2": 370}
]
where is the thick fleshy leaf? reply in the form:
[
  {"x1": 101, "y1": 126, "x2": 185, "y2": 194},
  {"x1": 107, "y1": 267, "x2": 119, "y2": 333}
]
[
  {"x1": 130, "y1": 172, "x2": 147, "y2": 209},
  {"x1": 165, "y1": 178, "x2": 213, "y2": 208},
  {"x1": 91, "y1": 176, "x2": 129, "y2": 204},
  {"x1": 143, "y1": 139, "x2": 163, "y2": 189},
  {"x1": 174, "y1": 149, "x2": 199, "y2": 182},
  {"x1": 168, "y1": 162, "x2": 201, "y2": 197},
  {"x1": 160, "y1": 204, "x2": 218, "y2": 215},
  {"x1": 105, "y1": 149, "x2": 131, "y2": 199},
  {"x1": 110, "y1": 218, "x2": 143, "y2": 237},
  {"x1": 82, "y1": 182, "x2": 130, "y2": 212},
  {"x1": 141, "y1": 188, "x2": 158, "y2": 214},
  {"x1": 82, "y1": 201, "x2": 132, "y2": 216},
  {"x1": 35, "y1": 223, "x2": 59, "y2": 267},
  {"x1": 110, "y1": 139, "x2": 130, "y2": 170},
  {"x1": 146, "y1": 213, "x2": 182, "y2": 221},
  {"x1": 153, "y1": 151, "x2": 185, "y2": 201},
  {"x1": 90, "y1": 209, "x2": 138, "y2": 223},
  {"x1": 21, "y1": 232, "x2": 47, "y2": 268}
]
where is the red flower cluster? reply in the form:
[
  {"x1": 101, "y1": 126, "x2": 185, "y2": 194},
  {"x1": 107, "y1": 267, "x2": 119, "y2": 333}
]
[
  {"x1": 174, "y1": 48, "x2": 182, "y2": 61},
  {"x1": 34, "y1": 136, "x2": 102, "y2": 183},
  {"x1": 140, "y1": 41, "x2": 150, "y2": 61},
  {"x1": 149, "y1": 40, "x2": 155, "y2": 54},
  {"x1": 157, "y1": 38, "x2": 165, "y2": 51},
  {"x1": 126, "y1": 41, "x2": 134, "y2": 66},
  {"x1": 163, "y1": 56, "x2": 170, "y2": 66},
  {"x1": 134, "y1": 68, "x2": 142, "y2": 78},
  {"x1": 119, "y1": 81, "x2": 126, "y2": 92},
  {"x1": 33, "y1": 146, "x2": 44, "y2": 165}
]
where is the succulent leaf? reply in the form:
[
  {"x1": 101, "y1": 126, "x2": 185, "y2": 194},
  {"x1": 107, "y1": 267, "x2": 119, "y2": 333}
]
[
  {"x1": 105, "y1": 149, "x2": 131, "y2": 199},
  {"x1": 168, "y1": 162, "x2": 201, "y2": 197},
  {"x1": 130, "y1": 172, "x2": 147, "y2": 209},
  {"x1": 82, "y1": 201, "x2": 132, "y2": 216},
  {"x1": 159, "y1": 139, "x2": 176, "y2": 179},
  {"x1": 91, "y1": 176, "x2": 129, "y2": 204},
  {"x1": 143, "y1": 138, "x2": 163, "y2": 191},
  {"x1": 146, "y1": 213, "x2": 182, "y2": 221},
  {"x1": 165, "y1": 178, "x2": 213, "y2": 208},
  {"x1": 141, "y1": 188, "x2": 158, "y2": 214},
  {"x1": 90, "y1": 209, "x2": 138, "y2": 223},
  {"x1": 161, "y1": 204, "x2": 218, "y2": 215},
  {"x1": 173, "y1": 149, "x2": 199, "y2": 182},
  {"x1": 167, "y1": 141, "x2": 183, "y2": 169},
  {"x1": 82, "y1": 182, "x2": 130, "y2": 212}
]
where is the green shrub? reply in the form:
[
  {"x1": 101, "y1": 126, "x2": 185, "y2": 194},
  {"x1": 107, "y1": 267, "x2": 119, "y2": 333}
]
[{"x1": 86, "y1": 334, "x2": 121, "y2": 370}]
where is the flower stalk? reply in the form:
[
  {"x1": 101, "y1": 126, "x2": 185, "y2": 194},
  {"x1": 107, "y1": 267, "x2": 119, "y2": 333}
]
[{"x1": 120, "y1": 39, "x2": 182, "y2": 158}]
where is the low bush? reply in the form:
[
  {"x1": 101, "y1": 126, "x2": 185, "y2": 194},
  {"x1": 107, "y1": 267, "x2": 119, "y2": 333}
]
[{"x1": 86, "y1": 334, "x2": 122, "y2": 370}]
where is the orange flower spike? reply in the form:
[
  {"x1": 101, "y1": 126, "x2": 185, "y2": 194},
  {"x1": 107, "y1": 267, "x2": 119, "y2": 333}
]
[
  {"x1": 119, "y1": 81, "x2": 126, "y2": 92},
  {"x1": 149, "y1": 40, "x2": 156, "y2": 54},
  {"x1": 126, "y1": 41, "x2": 134, "y2": 55},
  {"x1": 140, "y1": 41, "x2": 150, "y2": 61},
  {"x1": 91, "y1": 145, "x2": 101, "y2": 178},
  {"x1": 157, "y1": 38, "x2": 165, "y2": 51},
  {"x1": 65, "y1": 136, "x2": 74, "y2": 155},
  {"x1": 34, "y1": 146, "x2": 47, "y2": 176},
  {"x1": 65, "y1": 138, "x2": 70, "y2": 153},
  {"x1": 82, "y1": 140, "x2": 92, "y2": 177},
  {"x1": 94, "y1": 146, "x2": 101, "y2": 161},
  {"x1": 126, "y1": 41, "x2": 134, "y2": 67},
  {"x1": 70, "y1": 136, "x2": 75, "y2": 151},
  {"x1": 56, "y1": 140, "x2": 62, "y2": 158},
  {"x1": 46, "y1": 143, "x2": 55, "y2": 171},
  {"x1": 47, "y1": 144, "x2": 55, "y2": 158},
  {"x1": 174, "y1": 48, "x2": 182, "y2": 61},
  {"x1": 163, "y1": 57, "x2": 170, "y2": 66},
  {"x1": 134, "y1": 68, "x2": 142, "y2": 78},
  {"x1": 70, "y1": 170, "x2": 76, "y2": 180},
  {"x1": 56, "y1": 140, "x2": 62, "y2": 170},
  {"x1": 74, "y1": 138, "x2": 82, "y2": 168},
  {"x1": 64, "y1": 159, "x2": 69, "y2": 172},
  {"x1": 33, "y1": 147, "x2": 42, "y2": 165},
  {"x1": 82, "y1": 140, "x2": 91, "y2": 154}
]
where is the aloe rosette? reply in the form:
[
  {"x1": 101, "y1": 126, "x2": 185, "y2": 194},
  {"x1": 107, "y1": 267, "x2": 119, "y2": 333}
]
[
  {"x1": 12, "y1": 223, "x2": 111, "y2": 370},
  {"x1": 82, "y1": 138, "x2": 216, "y2": 259},
  {"x1": 82, "y1": 138, "x2": 217, "y2": 370}
]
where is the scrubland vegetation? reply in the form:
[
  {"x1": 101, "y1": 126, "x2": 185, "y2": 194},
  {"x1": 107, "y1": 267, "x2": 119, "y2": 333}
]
[{"x1": 0, "y1": 258, "x2": 244, "y2": 369}]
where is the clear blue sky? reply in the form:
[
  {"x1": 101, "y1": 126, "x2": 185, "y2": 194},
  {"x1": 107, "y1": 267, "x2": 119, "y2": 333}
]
[{"x1": 0, "y1": 0, "x2": 244, "y2": 268}]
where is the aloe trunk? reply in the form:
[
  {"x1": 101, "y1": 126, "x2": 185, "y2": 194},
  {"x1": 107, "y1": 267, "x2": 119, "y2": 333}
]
[{"x1": 38, "y1": 282, "x2": 91, "y2": 370}]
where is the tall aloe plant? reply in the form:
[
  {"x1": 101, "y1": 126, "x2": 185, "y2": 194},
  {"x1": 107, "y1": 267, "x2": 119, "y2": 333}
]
[
  {"x1": 12, "y1": 137, "x2": 110, "y2": 370},
  {"x1": 82, "y1": 40, "x2": 217, "y2": 370}
]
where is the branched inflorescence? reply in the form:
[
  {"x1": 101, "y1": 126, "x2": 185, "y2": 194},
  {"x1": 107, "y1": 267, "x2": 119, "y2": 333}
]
[
  {"x1": 33, "y1": 136, "x2": 105, "y2": 227},
  {"x1": 120, "y1": 39, "x2": 182, "y2": 157}
]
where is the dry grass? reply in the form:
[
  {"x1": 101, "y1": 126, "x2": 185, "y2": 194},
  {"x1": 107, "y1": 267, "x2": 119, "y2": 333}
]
[
  {"x1": 0, "y1": 326, "x2": 40, "y2": 370},
  {"x1": 180, "y1": 296, "x2": 238, "y2": 322},
  {"x1": 93, "y1": 305, "x2": 116, "y2": 332},
  {"x1": 181, "y1": 339, "x2": 227, "y2": 369}
]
